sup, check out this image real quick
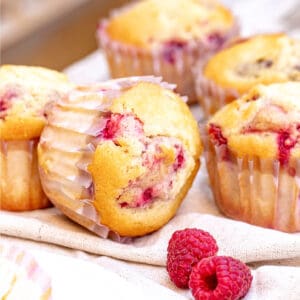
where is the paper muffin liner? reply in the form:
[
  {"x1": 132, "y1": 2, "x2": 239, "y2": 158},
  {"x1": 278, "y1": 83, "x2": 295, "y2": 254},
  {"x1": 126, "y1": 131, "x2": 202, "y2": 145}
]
[
  {"x1": 195, "y1": 66, "x2": 240, "y2": 117},
  {"x1": 0, "y1": 243, "x2": 52, "y2": 299},
  {"x1": 0, "y1": 139, "x2": 50, "y2": 211},
  {"x1": 39, "y1": 76, "x2": 177, "y2": 242},
  {"x1": 200, "y1": 125, "x2": 300, "y2": 232},
  {"x1": 97, "y1": 8, "x2": 239, "y2": 103}
]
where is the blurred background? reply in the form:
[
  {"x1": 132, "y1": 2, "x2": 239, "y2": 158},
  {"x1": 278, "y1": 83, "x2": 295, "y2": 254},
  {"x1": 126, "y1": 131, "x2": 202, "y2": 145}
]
[
  {"x1": 1, "y1": 0, "x2": 300, "y2": 71},
  {"x1": 1, "y1": 0, "x2": 128, "y2": 70}
]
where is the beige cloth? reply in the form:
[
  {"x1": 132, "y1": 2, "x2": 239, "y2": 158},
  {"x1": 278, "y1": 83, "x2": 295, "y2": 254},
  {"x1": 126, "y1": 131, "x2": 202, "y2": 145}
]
[
  {"x1": 1, "y1": 165, "x2": 300, "y2": 299},
  {"x1": 1, "y1": 166, "x2": 300, "y2": 266}
]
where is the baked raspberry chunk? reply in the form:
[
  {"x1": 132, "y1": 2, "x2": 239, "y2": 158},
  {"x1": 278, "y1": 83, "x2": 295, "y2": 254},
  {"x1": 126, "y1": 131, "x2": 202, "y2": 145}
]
[
  {"x1": 162, "y1": 40, "x2": 187, "y2": 64},
  {"x1": 97, "y1": 113, "x2": 188, "y2": 209},
  {"x1": 100, "y1": 113, "x2": 144, "y2": 139},
  {"x1": 0, "y1": 89, "x2": 19, "y2": 119},
  {"x1": 277, "y1": 129, "x2": 296, "y2": 165},
  {"x1": 208, "y1": 124, "x2": 227, "y2": 146},
  {"x1": 207, "y1": 32, "x2": 225, "y2": 49},
  {"x1": 117, "y1": 139, "x2": 187, "y2": 209},
  {"x1": 173, "y1": 144, "x2": 185, "y2": 171}
]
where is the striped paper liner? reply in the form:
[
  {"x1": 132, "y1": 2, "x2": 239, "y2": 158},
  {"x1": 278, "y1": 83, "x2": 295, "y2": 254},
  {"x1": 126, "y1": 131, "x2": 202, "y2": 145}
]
[
  {"x1": 0, "y1": 139, "x2": 50, "y2": 211},
  {"x1": 194, "y1": 65, "x2": 240, "y2": 117},
  {"x1": 97, "y1": 3, "x2": 239, "y2": 103},
  {"x1": 39, "y1": 76, "x2": 178, "y2": 242},
  {"x1": 200, "y1": 125, "x2": 300, "y2": 232}
]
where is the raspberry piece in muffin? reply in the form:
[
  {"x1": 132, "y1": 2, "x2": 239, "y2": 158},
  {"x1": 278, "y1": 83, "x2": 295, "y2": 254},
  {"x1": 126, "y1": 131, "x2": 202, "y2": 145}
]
[
  {"x1": 38, "y1": 77, "x2": 202, "y2": 237},
  {"x1": 204, "y1": 82, "x2": 300, "y2": 232},
  {"x1": 196, "y1": 33, "x2": 300, "y2": 116},
  {"x1": 98, "y1": 0, "x2": 239, "y2": 103},
  {"x1": 100, "y1": 113, "x2": 144, "y2": 140},
  {"x1": 208, "y1": 124, "x2": 227, "y2": 146},
  {"x1": 0, "y1": 88, "x2": 20, "y2": 119},
  {"x1": 0, "y1": 65, "x2": 72, "y2": 211},
  {"x1": 277, "y1": 130, "x2": 297, "y2": 165},
  {"x1": 162, "y1": 40, "x2": 187, "y2": 64}
]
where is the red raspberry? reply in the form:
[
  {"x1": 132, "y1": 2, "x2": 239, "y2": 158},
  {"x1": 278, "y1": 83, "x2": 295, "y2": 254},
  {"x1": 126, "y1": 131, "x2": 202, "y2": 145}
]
[
  {"x1": 167, "y1": 228, "x2": 218, "y2": 288},
  {"x1": 189, "y1": 256, "x2": 253, "y2": 300}
]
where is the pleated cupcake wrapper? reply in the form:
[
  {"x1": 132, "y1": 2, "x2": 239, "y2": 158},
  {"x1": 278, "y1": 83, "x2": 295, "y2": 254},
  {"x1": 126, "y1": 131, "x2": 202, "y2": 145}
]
[
  {"x1": 200, "y1": 125, "x2": 300, "y2": 232},
  {"x1": 97, "y1": 13, "x2": 239, "y2": 103},
  {"x1": 195, "y1": 68, "x2": 240, "y2": 117},
  {"x1": 40, "y1": 76, "x2": 176, "y2": 242},
  {"x1": 0, "y1": 243, "x2": 52, "y2": 298},
  {"x1": 0, "y1": 139, "x2": 49, "y2": 210},
  {"x1": 40, "y1": 170, "x2": 131, "y2": 243}
]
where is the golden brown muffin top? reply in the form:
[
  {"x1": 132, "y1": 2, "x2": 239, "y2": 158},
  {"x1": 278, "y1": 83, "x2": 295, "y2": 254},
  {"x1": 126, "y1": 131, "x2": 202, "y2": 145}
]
[
  {"x1": 109, "y1": 81, "x2": 202, "y2": 156},
  {"x1": 38, "y1": 77, "x2": 202, "y2": 236},
  {"x1": 207, "y1": 82, "x2": 300, "y2": 164},
  {"x1": 204, "y1": 34, "x2": 300, "y2": 94},
  {"x1": 105, "y1": 0, "x2": 235, "y2": 49},
  {"x1": 0, "y1": 65, "x2": 72, "y2": 140},
  {"x1": 89, "y1": 81, "x2": 202, "y2": 235}
]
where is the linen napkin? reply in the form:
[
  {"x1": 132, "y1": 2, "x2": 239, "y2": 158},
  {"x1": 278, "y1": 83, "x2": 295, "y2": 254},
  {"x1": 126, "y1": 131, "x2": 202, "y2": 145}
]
[{"x1": 1, "y1": 164, "x2": 300, "y2": 267}]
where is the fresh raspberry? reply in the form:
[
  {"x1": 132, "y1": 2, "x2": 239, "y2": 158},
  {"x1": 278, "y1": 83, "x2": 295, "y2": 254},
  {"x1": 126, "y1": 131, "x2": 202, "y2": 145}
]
[
  {"x1": 167, "y1": 228, "x2": 218, "y2": 288},
  {"x1": 189, "y1": 256, "x2": 253, "y2": 300}
]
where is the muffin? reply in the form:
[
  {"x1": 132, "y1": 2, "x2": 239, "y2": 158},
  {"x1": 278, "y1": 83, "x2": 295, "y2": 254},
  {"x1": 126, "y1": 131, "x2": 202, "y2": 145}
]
[
  {"x1": 97, "y1": 0, "x2": 239, "y2": 103},
  {"x1": 0, "y1": 65, "x2": 72, "y2": 211},
  {"x1": 0, "y1": 244, "x2": 51, "y2": 299},
  {"x1": 38, "y1": 76, "x2": 202, "y2": 238},
  {"x1": 203, "y1": 82, "x2": 300, "y2": 232},
  {"x1": 196, "y1": 33, "x2": 300, "y2": 116}
]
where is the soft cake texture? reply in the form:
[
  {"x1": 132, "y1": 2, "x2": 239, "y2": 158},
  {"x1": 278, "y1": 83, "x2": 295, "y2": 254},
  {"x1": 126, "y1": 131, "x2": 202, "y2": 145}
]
[
  {"x1": 98, "y1": 0, "x2": 238, "y2": 104},
  {"x1": 38, "y1": 78, "x2": 202, "y2": 237},
  {"x1": 106, "y1": 0, "x2": 234, "y2": 49},
  {"x1": 0, "y1": 65, "x2": 72, "y2": 211},
  {"x1": 204, "y1": 34, "x2": 300, "y2": 94},
  {"x1": 0, "y1": 65, "x2": 71, "y2": 140},
  {"x1": 205, "y1": 82, "x2": 300, "y2": 232},
  {"x1": 208, "y1": 82, "x2": 300, "y2": 161}
]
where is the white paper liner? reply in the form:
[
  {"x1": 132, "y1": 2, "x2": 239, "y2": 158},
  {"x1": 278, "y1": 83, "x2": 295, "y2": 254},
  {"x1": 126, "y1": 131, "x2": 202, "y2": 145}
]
[
  {"x1": 200, "y1": 125, "x2": 300, "y2": 233},
  {"x1": 0, "y1": 243, "x2": 52, "y2": 299},
  {"x1": 39, "y1": 76, "x2": 180, "y2": 242},
  {"x1": 0, "y1": 139, "x2": 50, "y2": 211},
  {"x1": 195, "y1": 66, "x2": 240, "y2": 117},
  {"x1": 97, "y1": 5, "x2": 240, "y2": 103}
]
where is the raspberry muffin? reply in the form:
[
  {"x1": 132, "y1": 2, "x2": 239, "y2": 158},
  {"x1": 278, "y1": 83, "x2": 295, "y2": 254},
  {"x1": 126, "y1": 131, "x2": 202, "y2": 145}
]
[
  {"x1": 38, "y1": 77, "x2": 202, "y2": 238},
  {"x1": 203, "y1": 82, "x2": 300, "y2": 232},
  {"x1": 0, "y1": 65, "x2": 72, "y2": 211},
  {"x1": 0, "y1": 244, "x2": 51, "y2": 299},
  {"x1": 196, "y1": 33, "x2": 300, "y2": 116},
  {"x1": 97, "y1": 0, "x2": 239, "y2": 103}
]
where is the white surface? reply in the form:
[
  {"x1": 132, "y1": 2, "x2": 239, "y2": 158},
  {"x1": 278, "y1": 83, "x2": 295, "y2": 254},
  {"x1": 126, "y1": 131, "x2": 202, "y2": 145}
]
[
  {"x1": 31, "y1": 249, "x2": 185, "y2": 300},
  {"x1": 222, "y1": 0, "x2": 300, "y2": 37}
]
